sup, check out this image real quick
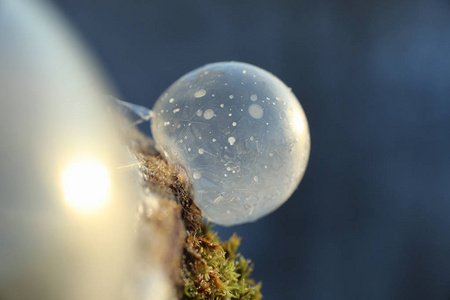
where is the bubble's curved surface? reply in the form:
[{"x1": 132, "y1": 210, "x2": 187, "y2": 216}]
[{"x1": 151, "y1": 62, "x2": 310, "y2": 225}]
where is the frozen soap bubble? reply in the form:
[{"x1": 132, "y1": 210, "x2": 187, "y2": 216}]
[{"x1": 151, "y1": 62, "x2": 310, "y2": 226}]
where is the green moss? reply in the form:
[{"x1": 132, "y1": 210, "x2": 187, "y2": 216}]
[{"x1": 182, "y1": 223, "x2": 262, "y2": 300}]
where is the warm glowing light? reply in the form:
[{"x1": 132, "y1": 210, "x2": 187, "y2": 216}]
[
  {"x1": 62, "y1": 158, "x2": 111, "y2": 212},
  {"x1": 291, "y1": 110, "x2": 305, "y2": 135}
]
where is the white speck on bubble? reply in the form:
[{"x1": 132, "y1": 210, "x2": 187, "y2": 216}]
[
  {"x1": 193, "y1": 171, "x2": 202, "y2": 179},
  {"x1": 232, "y1": 122, "x2": 237, "y2": 127},
  {"x1": 220, "y1": 104, "x2": 224, "y2": 108},
  {"x1": 243, "y1": 70, "x2": 247, "y2": 74},
  {"x1": 203, "y1": 109, "x2": 215, "y2": 120},
  {"x1": 229, "y1": 95, "x2": 234, "y2": 99},
  {"x1": 212, "y1": 138, "x2": 217, "y2": 142},
  {"x1": 194, "y1": 89, "x2": 207, "y2": 98},
  {"x1": 198, "y1": 148, "x2": 205, "y2": 154},
  {"x1": 228, "y1": 137, "x2": 236, "y2": 146},
  {"x1": 248, "y1": 103, "x2": 264, "y2": 119}
]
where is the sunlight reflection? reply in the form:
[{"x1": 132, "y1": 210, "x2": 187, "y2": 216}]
[{"x1": 62, "y1": 158, "x2": 110, "y2": 212}]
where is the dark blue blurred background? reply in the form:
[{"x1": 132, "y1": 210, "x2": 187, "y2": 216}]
[{"x1": 52, "y1": 0, "x2": 450, "y2": 299}]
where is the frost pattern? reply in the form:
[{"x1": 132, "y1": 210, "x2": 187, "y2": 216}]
[{"x1": 151, "y1": 62, "x2": 310, "y2": 226}]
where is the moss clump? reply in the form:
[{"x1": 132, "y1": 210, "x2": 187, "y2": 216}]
[
  {"x1": 182, "y1": 223, "x2": 262, "y2": 300},
  {"x1": 127, "y1": 125, "x2": 262, "y2": 300}
]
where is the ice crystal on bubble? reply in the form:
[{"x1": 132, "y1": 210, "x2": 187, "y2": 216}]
[{"x1": 151, "y1": 62, "x2": 310, "y2": 226}]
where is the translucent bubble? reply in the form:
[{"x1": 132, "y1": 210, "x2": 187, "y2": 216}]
[{"x1": 151, "y1": 61, "x2": 310, "y2": 226}]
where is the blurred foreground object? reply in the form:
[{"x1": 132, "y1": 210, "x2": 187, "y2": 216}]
[{"x1": 0, "y1": 0, "x2": 135, "y2": 299}]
